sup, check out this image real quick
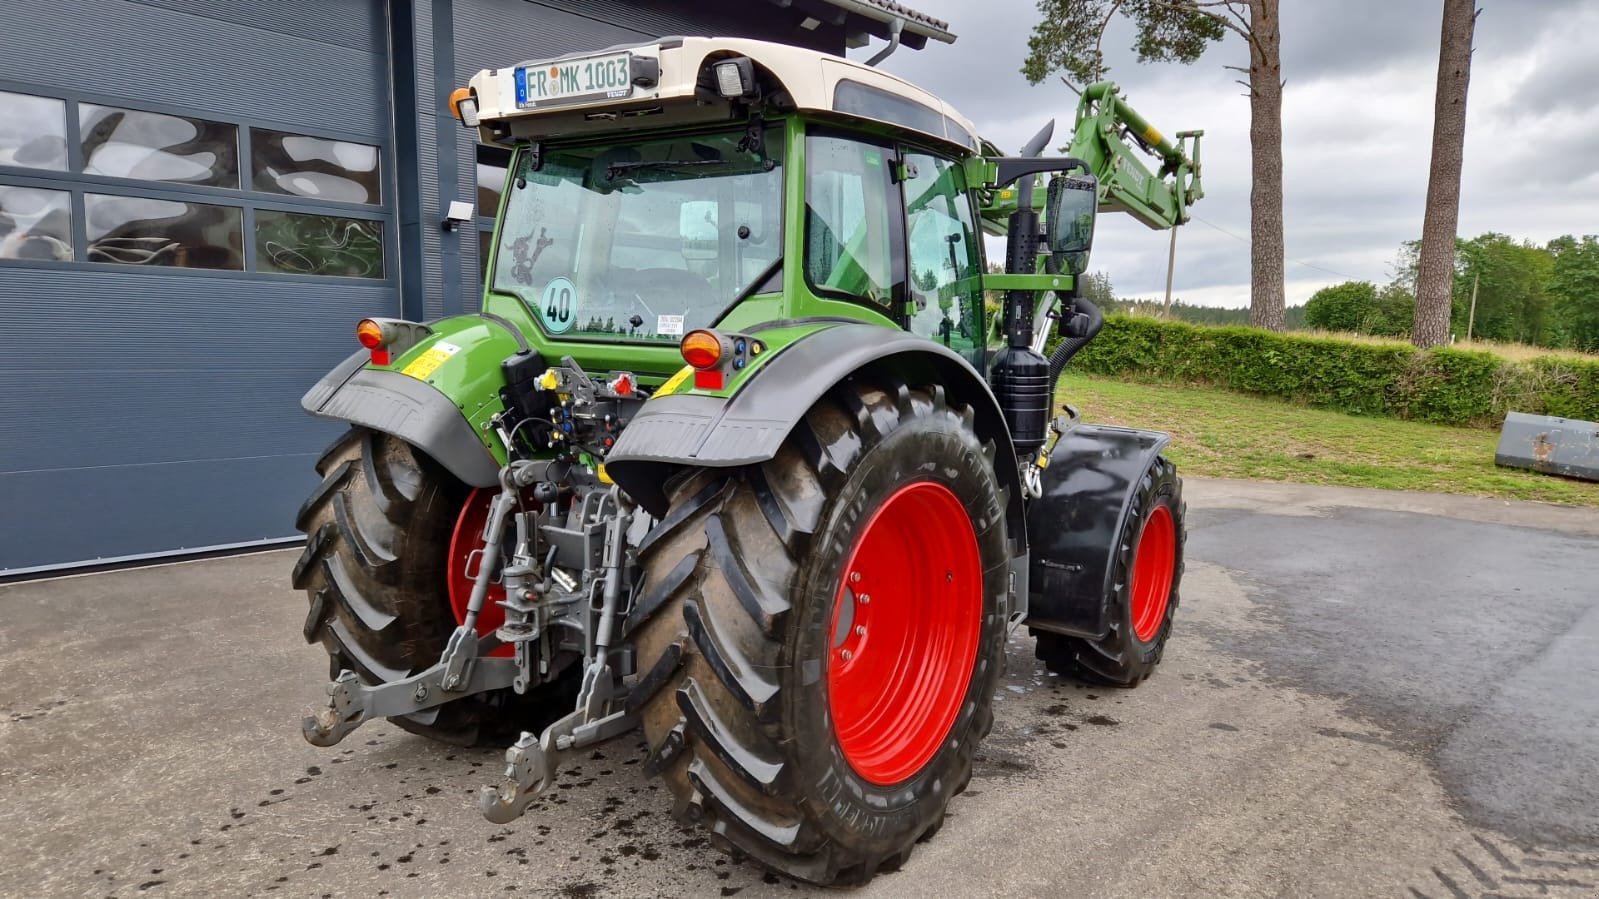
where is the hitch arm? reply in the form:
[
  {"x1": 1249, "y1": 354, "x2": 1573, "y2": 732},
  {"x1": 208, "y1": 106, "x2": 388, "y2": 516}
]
[{"x1": 302, "y1": 657, "x2": 521, "y2": 747}]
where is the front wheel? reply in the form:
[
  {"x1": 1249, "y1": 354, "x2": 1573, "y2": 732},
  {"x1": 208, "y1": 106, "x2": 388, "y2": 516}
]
[
  {"x1": 626, "y1": 378, "x2": 1010, "y2": 885},
  {"x1": 1035, "y1": 454, "x2": 1185, "y2": 686}
]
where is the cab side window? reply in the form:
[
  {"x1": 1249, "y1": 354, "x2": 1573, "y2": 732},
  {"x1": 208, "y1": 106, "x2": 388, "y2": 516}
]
[
  {"x1": 805, "y1": 135, "x2": 897, "y2": 309},
  {"x1": 902, "y1": 151, "x2": 983, "y2": 367}
]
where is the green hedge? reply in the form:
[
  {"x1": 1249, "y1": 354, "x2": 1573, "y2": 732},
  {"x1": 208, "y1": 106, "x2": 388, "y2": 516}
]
[{"x1": 1061, "y1": 316, "x2": 1599, "y2": 427}]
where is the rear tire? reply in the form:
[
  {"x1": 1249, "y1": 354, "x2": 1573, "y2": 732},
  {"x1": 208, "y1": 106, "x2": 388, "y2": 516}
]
[
  {"x1": 292, "y1": 427, "x2": 570, "y2": 745},
  {"x1": 1035, "y1": 454, "x2": 1185, "y2": 686},
  {"x1": 626, "y1": 378, "x2": 1010, "y2": 886}
]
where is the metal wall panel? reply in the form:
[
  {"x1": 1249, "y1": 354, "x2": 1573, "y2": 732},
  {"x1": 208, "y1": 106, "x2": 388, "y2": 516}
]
[
  {"x1": 0, "y1": 0, "x2": 395, "y2": 572},
  {"x1": 0, "y1": 0, "x2": 390, "y2": 143}
]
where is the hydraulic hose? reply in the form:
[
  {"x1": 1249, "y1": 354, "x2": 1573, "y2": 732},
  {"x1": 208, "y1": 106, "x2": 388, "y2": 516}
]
[{"x1": 1047, "y1": 294, "x2": 1104, "y2": 387}]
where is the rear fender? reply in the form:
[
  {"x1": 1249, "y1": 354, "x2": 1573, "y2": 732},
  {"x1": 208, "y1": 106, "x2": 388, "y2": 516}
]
[
  {"x1": 301, "y1": 314, "x2": 535, "y2": 487},
  {"x1": 1024, "y1": 423, "x2": 1170, "y2": 638},
  {"x1": 605, "y1": 323, "x2": 1026, "y2": 550}
]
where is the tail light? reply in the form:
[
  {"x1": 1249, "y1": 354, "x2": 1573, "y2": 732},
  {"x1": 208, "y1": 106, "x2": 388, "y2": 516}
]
[
  {"x1": 356, "y1": 318, "x2": 392, "y2": 365},
  {"x1": 681, "y1": 329, "x2": 731, "y2": 389}
]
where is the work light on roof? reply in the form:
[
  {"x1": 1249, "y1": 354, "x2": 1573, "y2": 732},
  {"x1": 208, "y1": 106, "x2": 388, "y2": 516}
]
[{"x1": 713, "y1": 58, "x2": 755, "y2": 99}]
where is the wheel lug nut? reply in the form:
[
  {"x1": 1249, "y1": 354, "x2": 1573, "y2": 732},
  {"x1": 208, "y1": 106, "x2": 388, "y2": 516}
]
[
  {"x1": 858, "y1": 593, "x2": 870, "y2": 605},
  {"x1": 850, "y1": 572, "x2": 861, "y2": 584},
  {"x1": 855, "y1": 625, "x2": 866, "y2": 637},
  {"x1": 841, "y1": 649, "x2": 853, "y2": 661}
]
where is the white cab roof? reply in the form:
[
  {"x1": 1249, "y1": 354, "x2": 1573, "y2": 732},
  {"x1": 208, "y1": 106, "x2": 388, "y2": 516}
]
[{"x1": 468, "y1": 37, "x2": 979, "y2": 153}]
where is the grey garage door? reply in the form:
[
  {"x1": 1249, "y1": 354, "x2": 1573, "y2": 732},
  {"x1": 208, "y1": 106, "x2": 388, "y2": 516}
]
[{"x1": 0, "y1": 0, "x2": 397, "y2": 573}]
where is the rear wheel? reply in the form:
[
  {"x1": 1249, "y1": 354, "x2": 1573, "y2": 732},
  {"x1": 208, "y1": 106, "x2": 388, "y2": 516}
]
[
  {"x1": 626, "y1": 378, "x2": 1009, "y2": 885},
  {"x1": 1035, "y1": 455, "x2": 1185, "y2": 686},
  {"x1": 292, "y1": 427, "x2": 570, "y2": 745}
]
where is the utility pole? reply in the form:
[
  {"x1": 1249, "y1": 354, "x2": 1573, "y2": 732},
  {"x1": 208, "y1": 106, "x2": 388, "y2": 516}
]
[
  {"x1": 1466, "y1": 271, "x2": 1479, "y2": 341},
  {"x1": 1163, "y1": 226, "x2": 1178, "y2": 317}
]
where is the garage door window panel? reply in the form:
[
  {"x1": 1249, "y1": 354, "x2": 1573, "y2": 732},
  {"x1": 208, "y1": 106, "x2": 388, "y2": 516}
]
[
  {"x1": 85, "y1": 193, "x2": 242, "y2": 270},
  {"x1": 252, "y1": 128, "x2": 381, "y2": 205},
  {"x1": 255, "y1": 209, "x2": 383, "y2": 279},
  {"x1": 0, "y1": 185, "x2": 71, "y2": 260},
  {"x1": 0, "y1": 91, "x2": 67, "y2": 171},
  {"x1": 79, "y1": 105, "x2": 239, "y2": 188}
]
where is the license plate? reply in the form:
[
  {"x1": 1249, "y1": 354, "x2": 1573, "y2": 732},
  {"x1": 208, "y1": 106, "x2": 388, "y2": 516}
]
[{"x1": 515, "y1": 51, "x2": 633, "y2": 108}]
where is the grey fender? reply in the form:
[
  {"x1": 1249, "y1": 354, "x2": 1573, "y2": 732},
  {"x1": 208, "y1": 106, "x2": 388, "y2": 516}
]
[
  {"x1": 606, "y1": 323, "x2": 1026, "y2": 548},
  {"x1": 1024, "y1": 422, "x2": 1170, "y2": 638},
  {"x1": 301, "y1": 360, "x2": 500, "y2": 488}
]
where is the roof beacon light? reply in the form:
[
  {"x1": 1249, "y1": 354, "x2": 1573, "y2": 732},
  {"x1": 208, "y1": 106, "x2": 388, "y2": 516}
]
[
  {"x1": 448, "y1": 87, "x2": 479, "y2": 128},
  {"x1": 713, "y1": 58, "x2": 754, "y2": 99}
]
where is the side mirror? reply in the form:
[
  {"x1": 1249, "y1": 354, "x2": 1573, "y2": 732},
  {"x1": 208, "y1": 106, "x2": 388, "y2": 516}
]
[{"x1": 1045, "y1": 175, "x2": 1097, "y2": 276}]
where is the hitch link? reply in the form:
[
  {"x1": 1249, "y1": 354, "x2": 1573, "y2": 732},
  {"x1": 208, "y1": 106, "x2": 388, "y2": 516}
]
[{"x1": 303, "y1": 481, "x2": 522, "y2": 747}]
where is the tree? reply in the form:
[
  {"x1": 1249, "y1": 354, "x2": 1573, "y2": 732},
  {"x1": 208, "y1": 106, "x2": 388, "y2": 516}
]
[
  {"x1": 1022, "y1": 0, "x2": 1286, "y2": 331},
  {"x1": 1078, "y1": 270, "x2": 1116, "y2": 308},
  {"x1": 1548, "y1": 236, "x2": 1599, "y2": 351},
  {"x1": 1304, "y1": 281, "x2": 1378, "y2": 333},
  {"x1": 1370, "y1": 284, "x2": 1416, "y2": 337},
  {"x1": 1413, "y1": 0, "x2": 1479, "y2": 347},
  {"x1": 1454, "y1": 233, "x2": 1553, "y2": 344}
]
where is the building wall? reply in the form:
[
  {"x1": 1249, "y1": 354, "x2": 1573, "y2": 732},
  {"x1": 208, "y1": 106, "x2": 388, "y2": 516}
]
[{"x1": 0, "y1": 0, "x2": 845, "y2": 573}]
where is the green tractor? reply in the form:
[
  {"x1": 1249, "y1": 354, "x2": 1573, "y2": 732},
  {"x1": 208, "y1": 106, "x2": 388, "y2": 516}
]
[{"x1": 295, "y1": 36, "x2": 1202, "y2": 885}]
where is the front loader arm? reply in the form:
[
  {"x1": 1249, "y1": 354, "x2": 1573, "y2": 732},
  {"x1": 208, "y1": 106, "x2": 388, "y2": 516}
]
[
  {"x1": 979, "y1": 80, "x2": 1203, "y2": 233},
  {"x1": 1065, "y1": 82, "x2": 1203, "y2": 230}
]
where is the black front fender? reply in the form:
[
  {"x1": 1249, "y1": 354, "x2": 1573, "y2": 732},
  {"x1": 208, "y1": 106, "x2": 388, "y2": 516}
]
[
  {"x1": 1024, "y1": 423, "x2": 1170, "y2": 638},
  {"x1": 301, "y1": 363, "x2": 500, "y2": 488}
]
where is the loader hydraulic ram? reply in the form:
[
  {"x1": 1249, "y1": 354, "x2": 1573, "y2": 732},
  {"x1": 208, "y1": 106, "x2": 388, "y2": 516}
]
[{"x1": 293, "y1": 36, "x2": 1201, "y2": 886}]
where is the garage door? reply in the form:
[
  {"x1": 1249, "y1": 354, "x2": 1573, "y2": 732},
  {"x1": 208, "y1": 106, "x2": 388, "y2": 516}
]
[{"x1": 0, "y1": 0, "x2": 396, "y2": 573}]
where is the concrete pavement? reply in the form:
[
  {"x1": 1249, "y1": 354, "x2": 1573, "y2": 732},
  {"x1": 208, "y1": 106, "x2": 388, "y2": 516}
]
[{"x1": 1, "y1": 478, "x2": 1595, "y2": 897}]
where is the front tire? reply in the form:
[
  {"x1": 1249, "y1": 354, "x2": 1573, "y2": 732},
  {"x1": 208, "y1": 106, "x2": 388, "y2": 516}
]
[
  {"x1": 626, "y1": 378, "x2": 1010, "y2": 885},
  {"x1": 1035, "y1": 454, "x2": 1185, "y2": 686}
]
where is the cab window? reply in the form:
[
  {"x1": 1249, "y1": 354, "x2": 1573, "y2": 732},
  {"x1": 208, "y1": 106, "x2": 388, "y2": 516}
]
[
  {"x1": 804, "y1": 134, "x2": 898, "y2": 310},
  {"x1": 902, "y1": 150, "x2": 983, "y2": 368}
]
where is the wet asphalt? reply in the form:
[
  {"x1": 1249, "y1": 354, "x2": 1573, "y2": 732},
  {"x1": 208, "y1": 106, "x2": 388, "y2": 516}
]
[{"x1": 0, "y1": 477, "x2": 1595, "y2": 898}]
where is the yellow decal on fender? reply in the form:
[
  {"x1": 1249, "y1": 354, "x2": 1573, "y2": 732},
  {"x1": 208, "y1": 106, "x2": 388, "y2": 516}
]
[
  {"x1": 653, "y1": 365, "x2": 693, "y2": 398},
  {"x1": 400, "y1": 341, "x2": 461, "y2": 380}
]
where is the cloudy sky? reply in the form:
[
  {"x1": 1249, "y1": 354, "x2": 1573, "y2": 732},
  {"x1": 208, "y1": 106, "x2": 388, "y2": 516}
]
[{"x1": 852, "y1": 0, "x2": 1599, "y2": 308}]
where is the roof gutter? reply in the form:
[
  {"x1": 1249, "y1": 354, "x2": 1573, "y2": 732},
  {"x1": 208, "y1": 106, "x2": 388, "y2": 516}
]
[
  {"x1": 823, "y1": 0, "x2": 956, "y2": 45},
  {"x1": 865, "y1": 16, "x2": 903, "y2": 65}
]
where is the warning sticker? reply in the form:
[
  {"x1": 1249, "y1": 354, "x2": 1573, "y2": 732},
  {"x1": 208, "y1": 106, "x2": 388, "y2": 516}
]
[
  {"x1": 656, "y1": 314, "x2": 685, "y2": 336},
  {"x1": 400, "y1": 340, "x2": 462, "y2": 380}
]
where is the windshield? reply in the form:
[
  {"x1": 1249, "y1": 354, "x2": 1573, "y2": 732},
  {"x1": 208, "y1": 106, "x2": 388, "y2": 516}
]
[{"x1": 490, "y1": 126, "x2": 783, "y2": 341}]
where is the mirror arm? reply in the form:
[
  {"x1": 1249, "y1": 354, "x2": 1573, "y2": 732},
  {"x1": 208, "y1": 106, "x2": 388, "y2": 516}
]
[{"x1": 990, "y1": 156, "x2": 1091, "y2": 189}]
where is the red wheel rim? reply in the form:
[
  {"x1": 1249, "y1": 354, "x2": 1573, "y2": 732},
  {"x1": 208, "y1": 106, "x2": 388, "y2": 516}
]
[
  {"x1": 826, "y1": 481, "x2": 982, "y2": 785},
  {"x1": 447, "y1": 488, "x2": 510, "y2": 657},
  {"x1": 1129, "y1": 504, "x2": 1176, "y2": 643}
]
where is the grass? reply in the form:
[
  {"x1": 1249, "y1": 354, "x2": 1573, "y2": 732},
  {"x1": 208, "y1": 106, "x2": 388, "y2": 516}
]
[{"x1": 1059, "y1": 373, "x2": 1599, "y2": 507}]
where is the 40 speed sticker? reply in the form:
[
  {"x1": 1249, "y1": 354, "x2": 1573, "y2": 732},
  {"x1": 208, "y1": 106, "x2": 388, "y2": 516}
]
[
  {"x1": 400, "y1": 340, "x2": 461, "y2": 380},
  {"x1": 539, "y1": 277, "x2": 577, "y2": 334}
]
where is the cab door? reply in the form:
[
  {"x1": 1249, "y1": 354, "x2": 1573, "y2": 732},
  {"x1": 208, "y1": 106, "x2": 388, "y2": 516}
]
[{"x1": 901, "y1": 149, "x2": 986, "y2": 371}]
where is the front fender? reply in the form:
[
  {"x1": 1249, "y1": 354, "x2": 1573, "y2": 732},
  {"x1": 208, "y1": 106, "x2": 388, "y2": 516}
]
[
  {"x1": 606, "y1": 323, "x2": 1025, "y2": 547},
  {"x1": 1024, "y1": 422, "x2": 1170, "y2": 638},
  {"x1": 300, "y1": 314, "x2": 535, "y2": 487}
]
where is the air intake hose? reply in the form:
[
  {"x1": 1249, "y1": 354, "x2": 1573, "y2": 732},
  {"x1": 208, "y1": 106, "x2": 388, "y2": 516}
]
[{"x1": 1047, "y1": 294, "x2": 1104, "y2": 387}]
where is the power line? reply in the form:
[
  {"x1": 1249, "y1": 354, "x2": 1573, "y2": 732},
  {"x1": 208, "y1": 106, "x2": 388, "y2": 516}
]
[{"x1": 1189, "y1": 215, "x2": 1358, "y2": 281}]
